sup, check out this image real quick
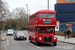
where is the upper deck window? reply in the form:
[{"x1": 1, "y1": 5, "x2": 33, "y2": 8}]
[
  {"x1": 48, "y1": 14, "x2": 55, "y2": 18},
  {"x1": 37, "y1": 14, "x2": 38, "y2": 18},
  {"x1": 40, "y1": 13, "x2": 47, "y2": 18},
  {"x1": 30, "y1": 13, "x2": 38, "y2": 20},
  {"x1": 65, "y1": 0, "x2": 75, "y2": 2},
  {"x1": 31, "y1": 16, "x2": 32, "y2": 19}
]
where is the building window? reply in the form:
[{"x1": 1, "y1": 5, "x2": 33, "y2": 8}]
[{"x1": 65, "y1": 0, "x2": 75, "y2": 2}]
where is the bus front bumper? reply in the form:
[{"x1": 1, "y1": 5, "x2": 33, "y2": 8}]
[{"x1": 38, "y1": 36, "x2": 57, "y2": 44}]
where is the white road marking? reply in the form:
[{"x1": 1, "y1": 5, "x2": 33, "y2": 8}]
[
  {"x1": 5, "y1": 34, "x2": 9, "y2": 46},
  {"x1": 7, "y1": 40, "x2": 9, "y2": 43},
  {"x1": 35, "y1": 46, "x2": 42, "y2": 49},
  {"x1": 30, "y1": 43, "x2": 42, "y2": 49},
  {"x1": 30, "y1": 43, "x2": 34, "y2": 45},
  {"x1": 7, "y1": 38, "x2": 8, "y2": 40},
  {"x1": 25, "y1": 40, "x2": 29, "y2": 42},
  {"x1": 6, "y1": 37, "x2": 9, "y2": 46},
  {"x1": 7, "y1": 40, "x2": 9, "y2": 46}
]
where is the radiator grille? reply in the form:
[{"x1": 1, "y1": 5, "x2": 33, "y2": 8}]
[{"x1": 44, "y1": 36, "x2": 52, "y2": 42}]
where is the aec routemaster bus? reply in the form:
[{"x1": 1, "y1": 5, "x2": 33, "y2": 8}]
[{"x1": 29, "y1": 10, "x2": 57, "y2": 46}]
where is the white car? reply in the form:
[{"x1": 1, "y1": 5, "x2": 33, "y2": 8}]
[{"x1": 7, "y1": 29, "x2": 14, "y2": 36}]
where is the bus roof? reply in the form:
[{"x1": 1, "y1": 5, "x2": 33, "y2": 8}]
[
  {"x1": 30, "y1": 10, "x2": 56, "y2": 16},
  {"x1": 37, "y1": 10, "x2": 55, "y2": 13}
]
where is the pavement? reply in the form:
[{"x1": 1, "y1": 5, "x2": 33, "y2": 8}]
[
  {"x1": 56, "y1": 35, "x2": 75, "y2": 45},
  {"x1": 0, "y1": 32, "x2": 7, "y2": 50}
]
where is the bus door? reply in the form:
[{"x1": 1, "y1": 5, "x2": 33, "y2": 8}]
[{"x1": 33, "y1": 28, "x2": 36, "y2": 42}]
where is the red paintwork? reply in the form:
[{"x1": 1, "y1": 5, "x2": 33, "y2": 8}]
[
  {"x1": 29, "y1": 10, "x2": 56, "y2": 26},
  {"x1": 29, "y1": 10, "x2": 57, "y2": 44}
]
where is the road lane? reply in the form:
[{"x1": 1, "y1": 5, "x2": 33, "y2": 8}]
[
  {"x1": 39, "y1": 42, "x2": 75, "y2": 50},
  {"x1": 7, "y1": 36, "x2": 41, "y2": 50}
]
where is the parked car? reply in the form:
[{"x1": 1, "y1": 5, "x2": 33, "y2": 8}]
[
  {"x1": 14, "y1": 32, "x2": 27, "y2": 40},
  {"x1": 7, "y1": 29, "x2": 14, "y2": 36}
]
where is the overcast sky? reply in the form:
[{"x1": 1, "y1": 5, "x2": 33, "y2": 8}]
[{"x1": 2, "y1": 0, "x2": 56, "y2": 14}]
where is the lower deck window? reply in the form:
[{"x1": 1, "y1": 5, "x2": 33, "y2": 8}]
[
  {"x1": 47, "y1": 27, "x2": 54, "y2": 33},
  {"x1": 39, "y1": 27, "x2": 54, "y2": 33},
  {"x1": 39, "y1": 27, "x2": 46, "y2": 33}
]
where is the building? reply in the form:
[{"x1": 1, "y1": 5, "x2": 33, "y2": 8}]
[{"x1": 55, "y1": 0, "x2": 75, "y2": 37}]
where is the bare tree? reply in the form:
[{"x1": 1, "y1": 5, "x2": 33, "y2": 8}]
[
  {"x1": 5, "y1": 7, "x2": 28, "y2": 30},
  {"x1": 0, "y1": 0, "x2": 10, "y2": 30}
]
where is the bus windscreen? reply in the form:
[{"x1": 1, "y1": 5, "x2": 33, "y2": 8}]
[
  {"x1": 48, "y1": 14, "x2": 55, "y2": 18},
  {"x1": 40, "y1": 13, "x2": 47, "y2": 18},
  {"x1": 39, "y1": 27, "x2": 46, "y2": 33}
]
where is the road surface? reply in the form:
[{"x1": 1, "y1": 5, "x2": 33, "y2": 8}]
[{"x1": 1, "y1": 31, "x2": 75, "y2": 50}]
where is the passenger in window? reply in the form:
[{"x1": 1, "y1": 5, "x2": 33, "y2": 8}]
[
  {"x1": 47, "y1": 28, "x2": 50, "y2": 33},
  {"x1": 50, "y1": 29, "x2": 53, "y2": 33}
]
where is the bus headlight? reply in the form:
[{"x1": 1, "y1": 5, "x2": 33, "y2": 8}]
[
  {"x1": 54, "y1": 37, "x2": 56, "y2": 40},
  {"x1": 39, "y1": 37, "x2": 42, "y2": 40}
]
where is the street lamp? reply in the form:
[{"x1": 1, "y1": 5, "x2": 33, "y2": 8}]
[
  {"x1": 28, "y1": 10, "x2": 30, "y2": 17},
  {"x1": 26, "y1": 4, "x2": 29, "y2": 32},
  {"x1": 2, "y1": 11, "x2": 4, "y2": 31},
  {"x1": 2, "y1": 11, "x2": 4, "y2": 14},
  {"x1": 48, "y1": 0, "x2": 49, "y2": 9}
]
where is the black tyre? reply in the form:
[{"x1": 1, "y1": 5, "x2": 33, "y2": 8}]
[
  {"x1": 14, "y1": 38, "x2": 15, "y2": 40},
  {"x1": 25, "y1": 38, "x2": 27, "y2": 40},
  {"x1": 30, "y1": 36, "x2": 32, "y2": 43},
  {"x1": 53, "y1": 41, "x2": 57, "y2": 46},
  {"x1": 7, "y1": 34, "x2": 8, "y2": 36},
  {"x1": 14, "y1": 37, "x2": 16, "y2": 40},
  {"x1": 36, "y1": 38, "x2": 40, "y2": 46}
]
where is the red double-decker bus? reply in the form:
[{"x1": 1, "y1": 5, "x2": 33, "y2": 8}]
[{"x1": 29, "y1": 10, "x2": 57, "y2": 46}]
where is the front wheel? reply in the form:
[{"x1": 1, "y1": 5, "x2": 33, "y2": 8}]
[
  {"x1": 25, "y1": 38, "x2": 27, "y2": 40},
  {"x1": 53, "y1": 41, "x2": 57, "y2": 46},
  {"x1": 30, "y1": 36, "x2": 32, "y2": 43},
  {"x1": 36, "y1": 39, "x2": 40, "y2": 46},
  {"x1": 14, "y1": 38, "x2": 15, "y2": 40}
]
